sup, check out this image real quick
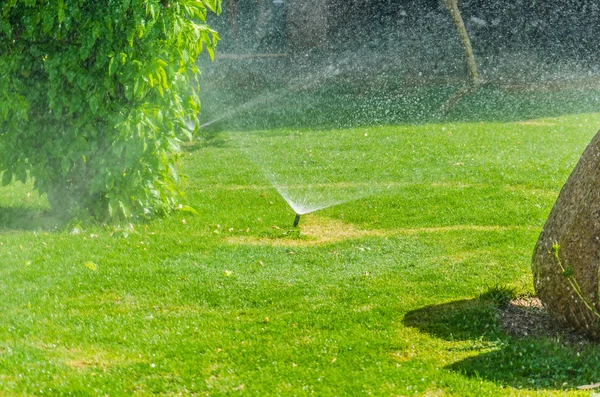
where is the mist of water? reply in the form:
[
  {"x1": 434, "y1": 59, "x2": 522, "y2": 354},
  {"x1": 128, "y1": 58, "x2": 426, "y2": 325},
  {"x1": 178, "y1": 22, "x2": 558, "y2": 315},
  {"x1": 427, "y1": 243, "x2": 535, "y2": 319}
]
[
  {"x1": 199, "y1": 63, "x2": 344, "y2": 129},
  {"x1": 198, "y1": 1, "x2": 600, "y2": 218},
  {"x1": 229, "y1": 127, "x2": 402, "y2": 217},
  {"x1": 200, "y1": 61, "x2": 393, "y2": 216}
]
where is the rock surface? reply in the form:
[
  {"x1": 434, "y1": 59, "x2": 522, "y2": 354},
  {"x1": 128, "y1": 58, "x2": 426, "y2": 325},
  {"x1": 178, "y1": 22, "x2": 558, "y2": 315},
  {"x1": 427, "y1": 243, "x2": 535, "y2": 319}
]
[{"x1": 533, "y1": 131, "x2": 600, "y2": 337}]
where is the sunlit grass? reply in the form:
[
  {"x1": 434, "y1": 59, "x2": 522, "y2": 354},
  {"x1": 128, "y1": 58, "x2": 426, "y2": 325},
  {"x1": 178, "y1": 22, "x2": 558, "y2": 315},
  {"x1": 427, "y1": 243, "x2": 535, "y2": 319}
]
[{"x1": 0, "y1": 112, "x2": 599, "y2": 395}]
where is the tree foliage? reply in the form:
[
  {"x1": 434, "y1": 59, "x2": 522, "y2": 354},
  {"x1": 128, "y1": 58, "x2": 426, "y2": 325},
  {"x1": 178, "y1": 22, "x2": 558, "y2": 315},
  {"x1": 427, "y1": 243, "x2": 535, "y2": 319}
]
[{"x1": 0, "y1": 0, "x2": 220, "y2": 220}]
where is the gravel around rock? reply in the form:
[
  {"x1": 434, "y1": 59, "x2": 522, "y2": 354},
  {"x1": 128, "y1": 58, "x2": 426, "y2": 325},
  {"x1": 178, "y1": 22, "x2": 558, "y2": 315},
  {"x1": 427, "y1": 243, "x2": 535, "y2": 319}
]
[{"x1": 499, "y1": 296, "x2": 593, "y2": 346}]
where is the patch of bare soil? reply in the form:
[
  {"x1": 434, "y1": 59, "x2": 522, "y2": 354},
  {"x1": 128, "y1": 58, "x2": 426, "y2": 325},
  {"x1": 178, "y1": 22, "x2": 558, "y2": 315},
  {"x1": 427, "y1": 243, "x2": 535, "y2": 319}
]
[
  {"x1": 227, "y1": 216, "x2": 387, "y2": 247},
  {"x1": 498, "y1": 296, "x2": 593, "y2": 346}
]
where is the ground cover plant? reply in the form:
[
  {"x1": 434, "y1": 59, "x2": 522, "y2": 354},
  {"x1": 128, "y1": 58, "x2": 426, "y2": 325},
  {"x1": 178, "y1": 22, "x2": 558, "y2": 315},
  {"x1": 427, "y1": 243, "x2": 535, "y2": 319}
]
[{"x1": 2, "y1": 86, "x2": 600, "y2": 396}]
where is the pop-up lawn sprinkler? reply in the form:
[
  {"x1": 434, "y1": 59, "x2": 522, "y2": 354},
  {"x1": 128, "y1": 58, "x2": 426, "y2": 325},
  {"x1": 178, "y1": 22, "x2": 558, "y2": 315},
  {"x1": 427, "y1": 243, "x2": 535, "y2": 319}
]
[{"x1": 293, "y1": 213, "x2": 301, "y2": 227}]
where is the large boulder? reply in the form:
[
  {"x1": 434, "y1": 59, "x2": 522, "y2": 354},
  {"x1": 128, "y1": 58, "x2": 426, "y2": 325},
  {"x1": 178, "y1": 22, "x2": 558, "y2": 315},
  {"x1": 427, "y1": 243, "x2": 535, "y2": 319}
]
[{"x1": 533, "y1": 131, "x2": 600, "y2": 337}]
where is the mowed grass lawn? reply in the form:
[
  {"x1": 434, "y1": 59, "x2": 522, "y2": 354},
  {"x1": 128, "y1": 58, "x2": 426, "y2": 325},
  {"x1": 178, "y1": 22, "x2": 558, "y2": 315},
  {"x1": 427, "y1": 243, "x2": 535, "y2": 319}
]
[{"x1": 1, "y1": 113, "x2": 600, "y2": 395}]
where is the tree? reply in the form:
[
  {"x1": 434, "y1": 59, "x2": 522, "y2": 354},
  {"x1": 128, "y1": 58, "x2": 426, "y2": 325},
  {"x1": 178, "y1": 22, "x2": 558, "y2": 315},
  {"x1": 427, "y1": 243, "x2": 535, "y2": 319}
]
[
  {"x1": 0, "y1": 0, "x2": 221, "y2": 220},
  {"x1": 442, "y1": 0, "x2": 479, "y2": 84},
  {"x1": 440, "y1": 0, "x2": 481, "y2": 115}
]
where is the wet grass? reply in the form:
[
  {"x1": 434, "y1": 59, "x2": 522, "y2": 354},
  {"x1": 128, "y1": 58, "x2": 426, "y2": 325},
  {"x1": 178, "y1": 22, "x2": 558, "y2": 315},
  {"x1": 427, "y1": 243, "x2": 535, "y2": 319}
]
[
  {"x1": 1, "y1": 113, "x2": 600, "y2": 395},
  {"x1": 199, "y1": 67, "x2": 600, "y2": 132}
]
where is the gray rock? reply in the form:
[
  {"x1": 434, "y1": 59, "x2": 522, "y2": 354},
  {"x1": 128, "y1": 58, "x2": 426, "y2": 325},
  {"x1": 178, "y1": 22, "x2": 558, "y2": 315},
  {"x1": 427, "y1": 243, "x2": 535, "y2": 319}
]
[{"x1": 533, "y1": 131, "x2": 600, "y2": 337}]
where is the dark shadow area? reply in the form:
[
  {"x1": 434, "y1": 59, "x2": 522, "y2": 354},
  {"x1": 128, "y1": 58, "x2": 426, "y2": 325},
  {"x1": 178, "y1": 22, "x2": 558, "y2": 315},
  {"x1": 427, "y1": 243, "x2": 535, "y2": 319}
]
[
  {"x1": 403, "y1": 294, "x2": 600, "y2": 391},
  {"x1": 403, "y1": 297, "x2": 503, "y2": 341},
  {"x1": 0, "y1": 207, "x2": 65, "y2": 233},
  {"x1": 183, "y1": 131, "x2": 232, "y2": 152}
]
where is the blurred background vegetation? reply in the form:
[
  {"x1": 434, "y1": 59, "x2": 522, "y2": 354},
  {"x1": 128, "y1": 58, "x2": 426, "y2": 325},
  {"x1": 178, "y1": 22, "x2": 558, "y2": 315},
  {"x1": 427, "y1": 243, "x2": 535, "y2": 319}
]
[{"x1": 199, "y1": 1, "x2": 600, "y2": 131}]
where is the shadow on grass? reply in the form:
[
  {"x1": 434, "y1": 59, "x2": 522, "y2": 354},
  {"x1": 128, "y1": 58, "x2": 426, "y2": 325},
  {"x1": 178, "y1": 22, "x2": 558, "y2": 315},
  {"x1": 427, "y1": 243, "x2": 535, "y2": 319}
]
[
  {"x1": 403, "y1": 295, "x2": 600, "y2": 391},
  {"x1": 0, "y1": 207, "x2": 64, "y2": 233},
  {"x1": 184, "y1": 130, "x2": 232, "y2": 151}
]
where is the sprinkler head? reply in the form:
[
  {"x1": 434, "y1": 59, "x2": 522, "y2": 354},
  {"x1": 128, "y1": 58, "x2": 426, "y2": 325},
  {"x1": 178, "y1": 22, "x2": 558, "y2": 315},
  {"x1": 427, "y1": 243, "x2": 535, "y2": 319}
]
[{"x1": 293, "y1": 213, "x2": 301, "y2": 227}]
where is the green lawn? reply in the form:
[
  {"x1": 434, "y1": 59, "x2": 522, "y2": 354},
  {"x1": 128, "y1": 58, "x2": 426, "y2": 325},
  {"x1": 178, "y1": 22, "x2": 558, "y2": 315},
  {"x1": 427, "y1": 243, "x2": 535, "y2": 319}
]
[{"x1": 1, "y1": 107, "x2": 600, "y2": 395}]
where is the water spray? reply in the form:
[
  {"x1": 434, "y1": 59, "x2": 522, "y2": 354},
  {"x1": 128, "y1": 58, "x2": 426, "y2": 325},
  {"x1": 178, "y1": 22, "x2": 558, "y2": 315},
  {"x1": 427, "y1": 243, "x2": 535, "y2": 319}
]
[{"x1": 293, "y1": 213, "x2": 301, "y2": 227}]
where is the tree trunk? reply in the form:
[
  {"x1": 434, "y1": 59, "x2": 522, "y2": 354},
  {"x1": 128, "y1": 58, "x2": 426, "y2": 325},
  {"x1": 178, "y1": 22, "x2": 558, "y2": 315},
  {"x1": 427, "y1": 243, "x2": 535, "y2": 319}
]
[
  {"x1": 227, "y1": 0, "x2": 239, "y2": 40},
  {"x1": 442, "y1": 0, "x2": 479, "y2": 84},
  {"x1": 286, "y1": 0, "x2": 329, "y2": 50},
  {"x1": 256, "y1": 0, "x2": 267, "y2": 42},
  {"x1": 439, "y1": 0, "x2": 481, "y2": 115}
]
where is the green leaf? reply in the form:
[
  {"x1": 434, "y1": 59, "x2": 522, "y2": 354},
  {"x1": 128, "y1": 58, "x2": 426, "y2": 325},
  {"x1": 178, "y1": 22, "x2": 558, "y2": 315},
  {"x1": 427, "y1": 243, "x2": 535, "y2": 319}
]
[
  {"x1": 57, "y1": 0, "x2": 65, "y2": 23},
  {"x1": 79, "y1": 34, "x2": 97, "y2": 60},
  {"x1": 107, "y1": 200, "x2": 114, "y2": 218},
  {"x1": 90, "y1": 174, "x2": 105, "y2": 194},
  {"x1": 108, "y1": 56, "x2": 118, "y2": 76},
  {"x1": 42, "y1": 9, "x2": 54, "y2": 33},
  {"x1": 105, "y1": 173, "x2": 115, "y2": 190},
  {"x1": 118, "y1": 200, "x2": 130, "y2": 218},
  {"x1": 60, "y1": 157, "x2": 70, "y2": 176},
  {"x1": 132, "y1": 60, "x2": 143, "y2": 71},
  {"x1": 0, "y1": 20, "x2": 11, "y2": 38},
  {"x1": 562, "y1": 267, "x2": 574, "y2": 278},
  {"x1": 89, "y1": 96, "x2": 100, "y2": 115},
  {"x1": 178, "y1": 205, "x2": 198, "y2": 215},
  {"x1": 127, "y1": 28, "x2": 135, "y2": 46},
  {"x1": 15, "y1": 167, "x2": 27, "y2": 184},
  {"x1": 1, "y1": 170, "x2": 12, "y2": 186}
]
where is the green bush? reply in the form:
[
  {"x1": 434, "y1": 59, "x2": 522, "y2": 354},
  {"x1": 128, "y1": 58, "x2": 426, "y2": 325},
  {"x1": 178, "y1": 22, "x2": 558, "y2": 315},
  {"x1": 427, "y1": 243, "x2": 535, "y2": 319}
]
[{"x1": 0, "y1": 0, "x2": 220, "y2": 220}]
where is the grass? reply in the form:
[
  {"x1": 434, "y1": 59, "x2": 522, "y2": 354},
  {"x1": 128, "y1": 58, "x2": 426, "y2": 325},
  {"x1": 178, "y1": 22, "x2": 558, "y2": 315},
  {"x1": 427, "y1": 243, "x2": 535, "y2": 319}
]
[
  {"x1": 199, "y1": 63, "x2": 600, "y2": 131},
  {"x1": 1, "y1": 92, "x2": 600, "y2": 395}
]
